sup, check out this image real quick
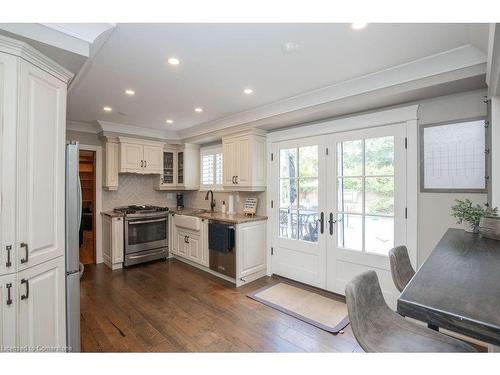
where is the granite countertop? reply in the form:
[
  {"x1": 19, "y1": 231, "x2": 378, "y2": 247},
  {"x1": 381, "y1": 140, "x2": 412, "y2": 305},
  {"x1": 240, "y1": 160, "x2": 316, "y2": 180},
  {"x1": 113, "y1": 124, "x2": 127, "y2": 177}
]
[{"x1": 169, "y1": 207, "x2": 267, "y2": 224}]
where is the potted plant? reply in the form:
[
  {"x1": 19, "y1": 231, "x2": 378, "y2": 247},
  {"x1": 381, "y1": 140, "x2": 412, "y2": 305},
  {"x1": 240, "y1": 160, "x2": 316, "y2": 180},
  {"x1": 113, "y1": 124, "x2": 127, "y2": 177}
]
[{"x1": 451, "y1": 199, "x2": 498, "y2": 233}]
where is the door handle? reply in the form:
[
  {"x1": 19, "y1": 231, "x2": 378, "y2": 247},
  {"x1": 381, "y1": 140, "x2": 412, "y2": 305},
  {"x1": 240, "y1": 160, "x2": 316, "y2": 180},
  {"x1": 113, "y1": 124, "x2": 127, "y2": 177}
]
[
  {"x1": 328, "y1": 213, "x2": 336, "y2": 235},
  {"x1": 5, "y1": 245, "x2": 12, "y2": 267},
  {"x1": 141, "y1": 160, "x2": 144, "y2": 168},
  {"x1": 21, "y1": 278, "x2": 29, "y2": 300},
  {"x1": 235, "y1": 176, "x2": 239, "y2": 184},
  {"x1": 318, "y1": 212, "x2": 324, "y2": 234},
  {"x1": 145, "y1": 160, "x2": 147, "y2": 168},
  {"x1": 6, "y1": 283, "x2": 12, "y2": 305},
  {"x1": 232, "y1": 176, "x2": 235, "y2": 184},
  {"x1": 20, "y1": 242, "x2": 28, "y2": 264},
  {"x1": 184, "y1": 235, "x2": 189, "y2": 243}
]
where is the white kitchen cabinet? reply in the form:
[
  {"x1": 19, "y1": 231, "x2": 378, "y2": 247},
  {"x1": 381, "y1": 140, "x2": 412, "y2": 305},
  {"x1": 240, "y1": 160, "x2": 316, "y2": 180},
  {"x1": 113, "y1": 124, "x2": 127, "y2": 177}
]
[
  {"x1": 0, "y1": 52, "x2": 17, "y2": 276},
  {"x1": 0, "y1": 274, "x2": 17, "y2": 348},
  {"x1": 103, "y1": 141, "x2": 119, "y2": 191},
  {"x1": 171, "y1": 215, "x2": 208, "y2": 267},
  {"x1": 222, "y1": 130, "x2": 266, "y2": 191},
  {"x1": 154, "y1": 147, "x2": 177, "y2": 190},
  {"x1": 18, "y1": 256, "x2": 66, "y2": 350},
  {"x1": 17, "y1": 57, "x2": 67, "y2": 272},
  {"x1": 235, "y1": 220, "x2": 267, "y2": 287},
  {"x1": 155, "y1": 144, "x2": 199, "y2": 190},
  {"x1": 102, "y1": 214, "x2": 124, "y2": 270},
  {"x1": 0, "y1": 34, "x2": 71, "y2": 352},
  {"x1": 118, "y1": 137, "x2": 164, "y2": 175}
]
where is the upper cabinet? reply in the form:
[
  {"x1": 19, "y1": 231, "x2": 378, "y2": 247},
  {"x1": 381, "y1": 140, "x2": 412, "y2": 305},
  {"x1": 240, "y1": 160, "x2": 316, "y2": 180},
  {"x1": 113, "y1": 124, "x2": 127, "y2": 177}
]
[
  {"x1": 222, "y1": 130, "x2": 266, "y2": 191},
  {"x1": 119, "y1": 137, "x2": 164, "y2": 174},
  {"x1": 155, "y1": 143, "x2": 199, "y2": 190}
]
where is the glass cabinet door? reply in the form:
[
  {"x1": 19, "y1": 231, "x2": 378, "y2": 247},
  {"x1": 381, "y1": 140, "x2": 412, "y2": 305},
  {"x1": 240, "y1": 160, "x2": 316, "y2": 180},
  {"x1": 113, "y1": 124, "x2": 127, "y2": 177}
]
[
  {"x1": 162, "y1": 151, "x2": 174, "y2": 185},
  {"x1": 177, "y1": 151, "x2": 184, "y2": 184}
]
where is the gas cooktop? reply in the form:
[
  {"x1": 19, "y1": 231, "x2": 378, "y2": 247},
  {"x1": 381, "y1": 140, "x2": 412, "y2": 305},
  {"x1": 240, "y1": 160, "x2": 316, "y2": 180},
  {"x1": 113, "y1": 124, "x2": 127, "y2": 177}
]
[{"x1": 113, "y1": 205, "x2": 169, "y2": 215}]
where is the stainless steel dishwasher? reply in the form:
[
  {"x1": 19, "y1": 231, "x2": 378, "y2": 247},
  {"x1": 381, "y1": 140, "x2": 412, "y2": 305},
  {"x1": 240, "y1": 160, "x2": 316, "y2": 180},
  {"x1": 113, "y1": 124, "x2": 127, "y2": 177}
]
[{"x1": 208, "y1": 221, "x2": 236, "y2": 278}]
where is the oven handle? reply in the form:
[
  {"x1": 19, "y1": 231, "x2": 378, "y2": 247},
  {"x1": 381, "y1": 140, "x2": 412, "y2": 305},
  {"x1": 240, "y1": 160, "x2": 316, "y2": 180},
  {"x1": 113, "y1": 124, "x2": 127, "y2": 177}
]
[{"x1": 127, "y1": 218, "x2": 167, "y2": 225}]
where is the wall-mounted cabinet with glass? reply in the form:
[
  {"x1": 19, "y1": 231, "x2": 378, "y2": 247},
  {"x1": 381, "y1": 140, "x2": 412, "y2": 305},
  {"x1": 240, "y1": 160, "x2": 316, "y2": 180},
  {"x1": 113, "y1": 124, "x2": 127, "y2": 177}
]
[{"x1": 155, "y1": 143, "x2": 200, "y2": 191}]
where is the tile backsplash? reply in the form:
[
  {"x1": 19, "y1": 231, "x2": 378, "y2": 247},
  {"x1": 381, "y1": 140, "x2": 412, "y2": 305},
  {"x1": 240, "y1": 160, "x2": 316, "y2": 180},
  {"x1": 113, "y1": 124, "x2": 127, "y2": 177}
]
[
  {"x1": 102, "y1": 174, "x2": 266, "y2": 215},
  {"x1": 102, "y1": 174, "x2": 176, "y2": 211}
]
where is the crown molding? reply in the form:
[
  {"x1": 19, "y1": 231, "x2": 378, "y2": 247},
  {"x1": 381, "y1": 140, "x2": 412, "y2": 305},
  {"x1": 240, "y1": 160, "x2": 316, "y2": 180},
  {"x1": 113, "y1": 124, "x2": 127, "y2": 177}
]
[
  {"x1": 179, "y1": 44, "x2": 486, "y2": 141},
  {"x1": 98, "y1": 120, "x2": 180, "y2": 142},
  {"x1": 0, "y1": 33, "x2": 74, "y2": 84},
  {"x1": 66, "y1": 120, "x2": 100, "y2": 134}
]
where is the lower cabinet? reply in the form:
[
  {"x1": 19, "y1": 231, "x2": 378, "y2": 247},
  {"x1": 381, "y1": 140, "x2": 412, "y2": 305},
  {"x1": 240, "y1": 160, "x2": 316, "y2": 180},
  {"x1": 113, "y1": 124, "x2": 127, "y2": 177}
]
[
  {"x1": 102, "y1": 214, "x2": 124, "y2": 270},
  {"x1": 235, "y1": 220, "x2": 267, "y2": 287},
  {"x1": 0, "y1": 274, "x2": 16, "y2": 348},
  {"x1": 171, "y1": 216, "x2": 208, "y2": 267},
  {"x1": 0, "y1": 256, "x2": 66, "y2": 351}
]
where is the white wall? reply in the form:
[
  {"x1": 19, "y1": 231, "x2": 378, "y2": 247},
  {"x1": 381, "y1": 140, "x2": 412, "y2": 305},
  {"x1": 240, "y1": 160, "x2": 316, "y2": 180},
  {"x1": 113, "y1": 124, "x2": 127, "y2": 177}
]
[{"x1": 416, "y1": 89, "x2": 488, "y2": 266}]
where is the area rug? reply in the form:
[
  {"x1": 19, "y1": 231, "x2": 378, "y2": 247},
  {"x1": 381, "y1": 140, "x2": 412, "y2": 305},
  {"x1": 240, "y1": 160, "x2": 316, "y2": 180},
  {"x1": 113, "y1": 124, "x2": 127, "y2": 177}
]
[{"x1": 248, "y1": 282, "x2": 350, "y2": 333}]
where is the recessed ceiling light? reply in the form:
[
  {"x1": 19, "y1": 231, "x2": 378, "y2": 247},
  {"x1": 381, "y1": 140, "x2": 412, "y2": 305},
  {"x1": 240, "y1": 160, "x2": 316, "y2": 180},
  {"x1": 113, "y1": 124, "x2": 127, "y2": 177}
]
[
  {"x1": 282, "y1": 41, "x2": 300, "y2": 54},
  {"x1": 194, "y1": 107, "x2": 203, "y2": 113},
  {"x1": 243, "y1": 88, "x2": 254, "y2": 95},
  {"x1": 168, "y1": 57, "x2": 180, "y2": 65},
  {"x1": 351, "y1": 22, "x2": 367, "y2": 30},
  {"x1": 103, "y1": 106, "x2": 112, "y2": 112},
  {"x1": 166, "y1": 119, "x2": 174, "y2": 124},
  {"x1": 125, "y1": 89, "x2": 135, "y2": 96}
]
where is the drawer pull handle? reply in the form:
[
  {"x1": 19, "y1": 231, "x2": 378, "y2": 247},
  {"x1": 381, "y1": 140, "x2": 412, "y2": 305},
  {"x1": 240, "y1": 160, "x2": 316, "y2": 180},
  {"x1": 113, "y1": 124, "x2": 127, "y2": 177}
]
[
  {"x1": 20, "y1": 242, "x2": 28, "y2": 264},
  {"x1": 6, "y1": 245, "x2": 12, "y2": 267},
  {"x1": 6, "y1": 283, "x2": 12, "y2": 305},
  {"x1": 21, "y1": 279, "x2": 29, "y2": 300}
]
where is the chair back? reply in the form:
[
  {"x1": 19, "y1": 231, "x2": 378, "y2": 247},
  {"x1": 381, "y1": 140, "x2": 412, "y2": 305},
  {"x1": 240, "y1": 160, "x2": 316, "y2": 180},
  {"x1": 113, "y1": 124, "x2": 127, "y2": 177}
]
[{"x1": 388, "y1": 245, "x2": 415, "y2": 292}]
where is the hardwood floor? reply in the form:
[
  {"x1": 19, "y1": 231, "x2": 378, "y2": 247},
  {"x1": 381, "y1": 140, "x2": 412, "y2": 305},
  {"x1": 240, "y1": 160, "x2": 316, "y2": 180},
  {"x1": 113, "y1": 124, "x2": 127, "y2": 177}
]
[
  {"x1": 79, "y1": 230, "x2": 95, "y2": 265},
  {"x1": 80, "y1": 259, "x2": 362, "y2": 352}
]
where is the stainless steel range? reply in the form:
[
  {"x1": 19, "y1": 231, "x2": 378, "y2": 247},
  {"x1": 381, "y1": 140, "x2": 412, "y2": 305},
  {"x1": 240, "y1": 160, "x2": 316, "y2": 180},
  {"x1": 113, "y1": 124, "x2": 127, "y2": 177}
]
[{"x1": 113, "y1": 205, "x2": 169, "y2": 266}]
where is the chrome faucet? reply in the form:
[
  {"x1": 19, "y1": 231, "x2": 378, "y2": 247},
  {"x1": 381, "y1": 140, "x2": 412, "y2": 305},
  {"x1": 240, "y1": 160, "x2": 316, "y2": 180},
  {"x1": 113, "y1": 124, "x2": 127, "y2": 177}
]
[{"x1": 205, "y1": 190, "x2": 216, "y2": 212}]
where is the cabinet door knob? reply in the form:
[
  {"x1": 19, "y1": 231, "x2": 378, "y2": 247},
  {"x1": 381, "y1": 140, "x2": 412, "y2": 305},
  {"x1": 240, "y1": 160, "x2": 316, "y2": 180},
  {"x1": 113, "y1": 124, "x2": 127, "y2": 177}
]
[
  {"x1": 6, "y1": 283, "x2": 12, "y2": 305},
  {"x1": 20, "y1": 242, "x2": 28, "y2": 264},
  {"x1": 5, "y1": 245, "x2": 12, "y2": 267},
  {"x1": 235, "y1": 176, "x2": 239, "y2": 184},
  {"x1": 21, "y1": 278, "x2": 29, "y2": 300},
  {"x1": 145, "y1": 160, "x2": 147, "y2": 168},
  {"x1": 232, "y1": 176, "x2": 236, "y2": 184}
]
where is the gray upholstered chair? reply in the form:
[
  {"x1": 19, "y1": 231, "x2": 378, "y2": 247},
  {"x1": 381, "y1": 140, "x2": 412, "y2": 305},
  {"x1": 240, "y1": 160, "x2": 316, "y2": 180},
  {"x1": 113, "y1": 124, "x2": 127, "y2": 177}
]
[
  {"x1": 389, "y1": 245, "x2": 415, "y2": 292},
  {"x1": 345, "y1": 271, "x2": 476, "y2": 352}
]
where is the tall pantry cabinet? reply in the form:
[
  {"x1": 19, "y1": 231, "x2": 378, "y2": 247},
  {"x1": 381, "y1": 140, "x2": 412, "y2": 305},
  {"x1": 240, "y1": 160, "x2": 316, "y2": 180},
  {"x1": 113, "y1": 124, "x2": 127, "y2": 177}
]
[{"x1": 0, "y1": 35, "x2": 72, "y2": 351}]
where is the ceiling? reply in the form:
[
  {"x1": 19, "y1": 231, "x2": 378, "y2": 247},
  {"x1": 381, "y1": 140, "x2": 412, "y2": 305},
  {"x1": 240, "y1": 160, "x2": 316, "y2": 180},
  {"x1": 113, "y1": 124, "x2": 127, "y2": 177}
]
[{"x1": 63, "y1": 24, "x2": 489, "y2": 137}]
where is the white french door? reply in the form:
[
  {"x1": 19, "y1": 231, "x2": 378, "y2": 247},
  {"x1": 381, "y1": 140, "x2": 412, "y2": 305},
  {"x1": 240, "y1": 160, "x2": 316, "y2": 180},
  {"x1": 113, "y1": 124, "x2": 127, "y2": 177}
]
[
  {"x1": 271, "y1": 124, "x2": 407, "y2": 305},
  {"x1": 326, "y1": 125, "x2": 406, "y2": 302},
  {"x1": 271, "y1": 136, "x2": 328, "y2": 289}
]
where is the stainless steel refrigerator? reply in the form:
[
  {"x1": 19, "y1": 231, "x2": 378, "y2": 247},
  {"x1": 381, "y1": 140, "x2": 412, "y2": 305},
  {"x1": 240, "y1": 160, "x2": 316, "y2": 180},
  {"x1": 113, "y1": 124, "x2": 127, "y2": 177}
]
[{"x1": 65, "y1": 141, "x2": 81, "y2": 352}]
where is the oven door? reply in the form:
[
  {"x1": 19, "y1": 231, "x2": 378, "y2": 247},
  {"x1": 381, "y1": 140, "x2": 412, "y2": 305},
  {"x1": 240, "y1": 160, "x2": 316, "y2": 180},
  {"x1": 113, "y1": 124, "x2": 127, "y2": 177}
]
[{"x1": 125, "y1": 216, "x2": 168, "y2": 254}]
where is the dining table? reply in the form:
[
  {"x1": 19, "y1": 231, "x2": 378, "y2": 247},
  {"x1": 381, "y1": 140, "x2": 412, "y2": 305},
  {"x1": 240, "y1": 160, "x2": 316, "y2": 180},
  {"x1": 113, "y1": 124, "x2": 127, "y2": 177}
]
[{"x1": 397, "y1": 228, "x2": 500, "y2": 348}]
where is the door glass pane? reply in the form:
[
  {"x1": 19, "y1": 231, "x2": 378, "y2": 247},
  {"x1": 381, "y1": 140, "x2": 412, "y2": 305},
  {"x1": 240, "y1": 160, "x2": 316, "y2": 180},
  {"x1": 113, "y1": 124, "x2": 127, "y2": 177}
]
[
  {"x1": 337, "y1": 140, "x2": 363, "y2": 176},
  {"x1": 365, "y1": 177, "x2": 394, "y2": 215},
  {"x1": 337, "y1": 178, "x2": 362, "y2": 213},
  {"x1": 299, "y1": 146, "x2": 318, "y2": 177},
  {"x1": 280, "y1": 178, "x2": 298, "y2": 208},
  {"x1": 298, "y1": 178, "x2": 318, "y2": 210},
  {"x1": 365, "y1": 216, "x2": 394, "y2": 255},
  {"x1": 128, "y1": 219, "x2": 167, "y2": 245},
  {"x1": 298, "y1": 211, "x2": 318, "y2": 242},
  {"x1": 337, "y1": 214, "x2": 362, "y2": 251},
  {"x1": 280, "y1": 148, "x2": 297, "y2": 178},
  {"x1": 163, "y1": 152, "x2": 174, "y2": 184},
  {"x1": 279, "y1": 209, "x2": 297, "y2": 240},
  {"x1": 365, "y1": 136, "x2": 394, "y2": 175}
]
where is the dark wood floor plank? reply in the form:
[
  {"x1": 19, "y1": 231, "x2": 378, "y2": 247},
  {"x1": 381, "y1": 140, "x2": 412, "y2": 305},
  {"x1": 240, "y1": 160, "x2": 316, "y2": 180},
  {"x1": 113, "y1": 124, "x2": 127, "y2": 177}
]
[{"x1": 80, "y1": 259, "x2": 358, "y2": 352}]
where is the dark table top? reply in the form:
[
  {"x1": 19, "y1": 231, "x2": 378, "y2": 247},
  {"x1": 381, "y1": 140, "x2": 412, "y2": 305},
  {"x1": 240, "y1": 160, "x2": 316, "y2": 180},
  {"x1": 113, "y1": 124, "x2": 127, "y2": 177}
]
[{"x1": 398, "y1": 228, "x2": 500, "y2": 345}]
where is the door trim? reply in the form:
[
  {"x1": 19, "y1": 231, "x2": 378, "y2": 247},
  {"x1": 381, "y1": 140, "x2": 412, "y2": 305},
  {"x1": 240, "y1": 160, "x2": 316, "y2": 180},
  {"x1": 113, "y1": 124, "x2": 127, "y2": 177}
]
[
  {"x1": 79, "y1": 144, "x2": 103, "y2": 264},
  {"x1": 267, "y1": 105, "x2": 418, "y2": 277}
]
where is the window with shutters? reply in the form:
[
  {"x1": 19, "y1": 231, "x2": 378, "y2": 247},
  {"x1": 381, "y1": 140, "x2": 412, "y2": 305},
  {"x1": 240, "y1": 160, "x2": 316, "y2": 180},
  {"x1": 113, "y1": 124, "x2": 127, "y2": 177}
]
[{"x1": 200, "y1": 146, "x2": 224, "y2": 190}]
